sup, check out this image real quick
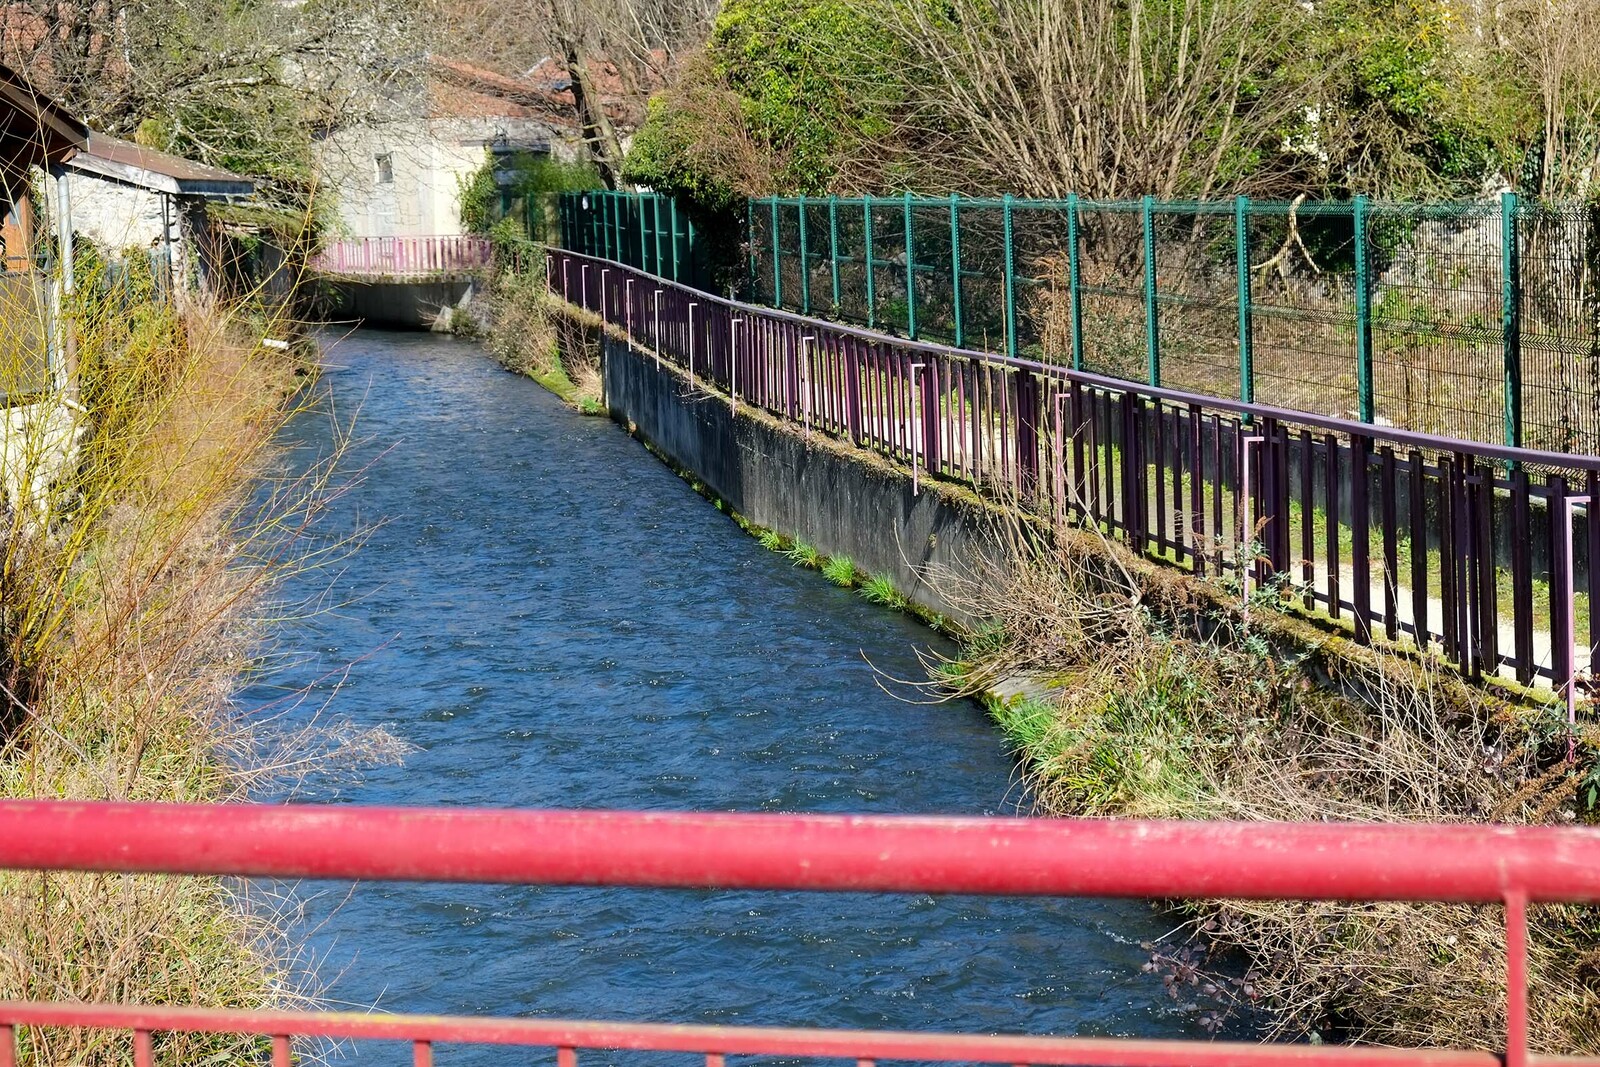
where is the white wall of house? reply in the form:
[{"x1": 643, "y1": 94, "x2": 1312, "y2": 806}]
[
  {"x1": 63, "y1": 172, "x2": 170, "y2": 252},
  {"x1": 316, "y1": 115, "x2": 578, "y2": 238}
]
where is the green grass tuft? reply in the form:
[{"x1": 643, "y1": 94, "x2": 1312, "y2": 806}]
[
  {"x1": 786, "y1": 538, "x2": 824, "y2": 569},
  {"x1": 821, "y1": 554, "x2": 857, "y2": 587},
  {"x1": 757, "y1": 529, "x2": 784, "y2": 552},
  {"x1": 989, "y1": 695, "x2": 1059, "y2": 755},
  {"x1": 858, "y1": 573, "x2": 909, "y2": 610}
]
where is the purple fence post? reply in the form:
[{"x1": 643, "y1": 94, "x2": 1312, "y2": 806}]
[
  {"x1": 1350, "y1": 434, "x2": 1372, "y2": 645},
  {"x1": 920, "y1": 356, "x2": 940, "y2": 478},
  {"x1": 846, "y1": 339, "x2": 863, "y2": 444},
  {"x1": 1016, "y1": 369, "x2": 1039, "y2": 501},
  {"x1": 786, "y1": 328, "x2": 800, "y2": 421}
]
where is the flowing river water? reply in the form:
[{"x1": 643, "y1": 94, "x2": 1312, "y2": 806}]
[{"x1": 250, "y1": 328, "x2": 1214, "y2": 1063}]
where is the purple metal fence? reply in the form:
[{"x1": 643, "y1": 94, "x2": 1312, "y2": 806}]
[{"x1": 549, "y1": 247, "x2": 1600, "y2": 703}]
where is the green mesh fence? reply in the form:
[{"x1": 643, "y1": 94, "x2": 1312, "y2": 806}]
[
  {"x1": 558, "y1": 190, "x2": 713, "y2": 291},
  {"x1": 747, "y1": 193, "x2": 1600, "y2": 453}
]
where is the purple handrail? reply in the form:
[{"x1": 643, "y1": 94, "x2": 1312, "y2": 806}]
[{"x1": 550, "y1": 246, "x2": 1600, "y2": 698}]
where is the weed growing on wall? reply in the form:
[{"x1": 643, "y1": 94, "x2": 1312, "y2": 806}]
[{"x1": 821, "y1": 554, "x2": 856, "y2": 587}]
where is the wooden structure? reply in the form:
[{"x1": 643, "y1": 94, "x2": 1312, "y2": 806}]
[{"x1": 0, "y1": 64, "x2": 88, "y2": 273}]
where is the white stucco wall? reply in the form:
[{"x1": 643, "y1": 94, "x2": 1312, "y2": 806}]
[
  {"x1": 63, "y1": 173, "x2": 170, "y2": 253},
  {"x1": 316, "y1": 115, "x2": 579, "y2": 238}
]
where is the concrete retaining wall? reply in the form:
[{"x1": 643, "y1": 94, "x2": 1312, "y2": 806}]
[{"x1": 602, "y1": 335, "x2": 1005, "y2": 624}]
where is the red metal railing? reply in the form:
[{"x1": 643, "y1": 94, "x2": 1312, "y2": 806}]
[
  {"x1": 545, "y1": 246, "x2": 1600, "y2": 701},
  {"x1": 2, "y1": 800, "x2": 1599, "y2": 1065},
  {"x1": 311, "y1": 236, "x2": 493, "y2": 278}
]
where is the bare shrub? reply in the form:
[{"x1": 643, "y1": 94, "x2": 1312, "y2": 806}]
[
  {"x1": 846, "y1": 0, "x2": 1321, "y2": 201},
  {"x1": 485, "y1": 266, "x2": 604, "y2": 410},
  {"x1": 925, "y1": 509, "x2": 1600, "y2": 1050},
  {"x1": 0, "y1": 264, "x2": 403, "y2": 1065}
]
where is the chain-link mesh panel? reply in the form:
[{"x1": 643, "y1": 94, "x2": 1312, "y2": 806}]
[
  {"x1": 1521, "y1": 201, "x2": 1600, "y2": 455},
  {"x1": 1249, "y1": 203, "x2": 1361, "y2": 416},
  {"x1": 1151, "y1": 207, "x2": 1238, "y2": 397},
  {"x1": 1076, "y1": 204, "x2": 1147, "y2": 383},
  {"x1": 749, "y1": 203, "x2": 776, "y2": 304},
  {"x1": 834, "y1": 200, "x2": 871, "y2": 324},
  {"x1": 773, "y1": 202, "x2": 805, "y2": 313},
  {"x1": 1010, "y1": 201, "x2": 1076, "y2": 359},
  {"x1": 800, "y1": 200, "x2": 833, "y2": 315},
  {"x1": 908, "y1": 202, "x2": 957, "y2": 342},
  {"x1": 868, "y1": 201, "x2": 909, "y2": 334},
  {"x1": 1369, "y1": 201, "x2": 1505, "y2": 443},
  {"x1": 955, "y1": 205, "x2": 1007, "y2": 354}
]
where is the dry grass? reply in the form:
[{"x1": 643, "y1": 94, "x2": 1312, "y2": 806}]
[
  {"x1": 925, "y1": 509, "x2": 1600, "y2": 1051},
  {"x1": 0, "y1": 256, "x2": 404, "y2": 1064},
  {"x1": 485, "y1": 262, "x2": 603, "y2": 410}
]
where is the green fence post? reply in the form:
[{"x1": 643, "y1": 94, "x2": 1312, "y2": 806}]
[
  {"x1": 864, "y1": 198, "x2": 876, "y2": 330},
  {"x1": 1002, "y1": 193, "x2": 1017, "y2": 358},
  {"x1": 903, "y1": 191, "x2": 918, "y2": 340},
  {"x1": 1354, "y1": 195, "x2": 1374, "y2": 424},
  {"x1": 1066, "y1": 193, "x2": 1083, "y2": 370},
  {"x1": 949, "y1": 194, "x2": 964, "y2": 349},
  {"x1": 770, "y1": 198, "x2": 782, "y2": 307},
  {"x1": 624, "y1": 192, "x2": 633, "y2": 263},
  {"x1": 798, "y1": 196, "x2": 811, "y2": 314},
  {"x1": 630, "y1": 194, "x2": 643, "y2": 273},
  {"x1": 1502, "y1": 190, "x2": 1522, "y2": 450},
  {"x1": 1142, "y1": 195, "x2": 1160, "y2": 386},
  {"x1": 670, "y1": 198, "x2": 682, "y2": 282},
  {"x1": 1235, "y1": 195, "x2": 1254, "y2": 404},
  {"x1": 828, "y1": 196, "x2": 841, "y2": 310},
  {"x1": 611, "y1": 192, "x2": 621, "y2": 261},
  {"x1": 612, "y1": 192, "x2": 622, "y2": 263},
  {"x1": 603, "y1": 192, "x2": 614, "y2": 260}
]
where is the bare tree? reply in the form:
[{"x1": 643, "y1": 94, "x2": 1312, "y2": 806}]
[
  {"x1": 1, "y1": 0, "x2": 425, "y2": 202},
  {"x1": 1498, "y1": 0, "x2": 1600, "y2": 198},
  {"x1": 426, "y1": 0, "x2": 717, "y2": 187},
  {"x1": 845, "y1": 0, "x2": 1323, "y2": 201}
]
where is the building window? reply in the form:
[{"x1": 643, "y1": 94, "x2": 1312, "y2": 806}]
[{"x1": 375, "y1": 153, "x2": 393, "y2": 184}]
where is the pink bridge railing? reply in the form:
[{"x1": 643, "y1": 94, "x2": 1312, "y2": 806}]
[
  {"x1": 311, "y1": 236, "x2": 493, "y2": 277},
  {"x1": 2, "y1": 800, "x2": 1598, "y2": 1066}
]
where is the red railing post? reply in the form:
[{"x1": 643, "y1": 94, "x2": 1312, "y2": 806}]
[{"x1": 1504, "y1": 889, "x2": 1528, "y2": 1067}]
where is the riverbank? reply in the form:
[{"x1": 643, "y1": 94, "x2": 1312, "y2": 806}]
[
  {"x1": 0, "y1": 283, "x2": 398, "y2": 1065},
  {"x1": 524, "y1": 294, "x2": 1600, "y2": 1055},
  {"x1": 474, "y1": 264, "x2": 604, "y2": 413}
]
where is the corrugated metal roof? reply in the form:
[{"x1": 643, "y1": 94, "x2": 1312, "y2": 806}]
[{"x1": 63, "y1": 133, "x2": 254, "y2": 198}]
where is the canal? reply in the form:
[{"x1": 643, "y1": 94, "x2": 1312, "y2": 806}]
[{"x1": 252, "y1": 329, "x2": 1213, "y2": 1063}]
